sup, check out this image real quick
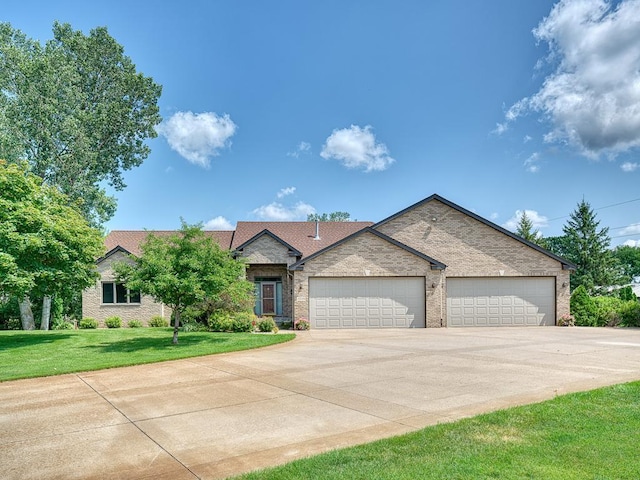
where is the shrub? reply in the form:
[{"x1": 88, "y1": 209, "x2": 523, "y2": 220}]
[
  {"x1": 231, "y1": 312, "x2": 256, "y2": 333},
  {"x1": 257, "y1": 317, "x2": 277, "y2": 333},
  {"x1": 557, "y1": 313, "x2": 575, "y2": 326},
  {"x1": 182, "y1": 321, "x2": 207, "y2": 332},
  {"x1": 620, "y1": 301, "x2": 640, "y2": 327},
  {"x1": 148, "y1": 316, "x2": 169, "y2": 327},
  {"x1": 294, "y1": 318, "x2": 310, "y2": 330},
  {"x1": 79, "y1": 318, "x2": 98, "y2": 329},
  {"x1": 593, "y1": 296, "x2": 624, "y2": 327},
  {"x1": 571, "y1": 286, "x2": 598, "y2": 326},
  {"x1": 52, "y1": 320, "x2": 75, "y2": 330},
  {"x1": 208, "y1": 312, "x2": 234, "y2": 332},
  {"x1": 105, "y1": 316, "x2": 122, "y2": 328},
  {"x1": 128, "y1": 319, "x2": 143, "y2": 328}
]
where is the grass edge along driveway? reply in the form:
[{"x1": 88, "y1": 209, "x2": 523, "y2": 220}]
[
  {"x1": 238, "y1": 381, "x2": 640, "y2": 480},
  {"x1": 0, "y1": 328, "x2": 295, "y2": 381}
]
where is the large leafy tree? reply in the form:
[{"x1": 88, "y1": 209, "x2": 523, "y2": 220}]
[
  {"x1": 114, "y1": 223, "x2": 252, "y2": 344},
  {"x1": 307, "y1": 211, "x2": 351, "y2": 222},
  {"x1": 562, "y1": 199, "x2": 615, "y2": 293},
  {"x1": 0, "y1": 161, "x2": 104, "y2": 329},
  {"x1": 0, "y1": 21, "x2": 162, "y2": 226},
  {"x1": 612, "y1": 245, "x2": 640, "y2": 284}
]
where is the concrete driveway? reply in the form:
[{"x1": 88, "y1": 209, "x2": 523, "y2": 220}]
[{"x1": 3, "y1": 327, "x2": 640, "y2": 479}]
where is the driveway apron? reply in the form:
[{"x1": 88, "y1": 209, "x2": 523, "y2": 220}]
[{"x1": 2, "y1": 327, "x2": 640, "y2": 479}]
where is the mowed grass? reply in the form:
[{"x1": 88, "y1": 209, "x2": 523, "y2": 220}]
[
  {"x1": 0, "y1": 328, "x2": 295, "y2": 381},
  {"x1": 239, "y1": 382, "x2": 640, "y2": 480}
]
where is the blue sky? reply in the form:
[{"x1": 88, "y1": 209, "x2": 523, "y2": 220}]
[{"x1": 4, "y1": 0, "x2": 640, "y2": 246}]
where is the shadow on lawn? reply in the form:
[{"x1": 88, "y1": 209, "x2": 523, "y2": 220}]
[
  {"x1": 85, "y1": 334, "x2": 227, "y2": 353},
  {"x1": 0, "y1": 332, "x2": 74, "y2": 350}
]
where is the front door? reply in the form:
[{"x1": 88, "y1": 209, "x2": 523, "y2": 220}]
[{"x1": 261, "y1": 282, "x2": 276, "y2": 315}]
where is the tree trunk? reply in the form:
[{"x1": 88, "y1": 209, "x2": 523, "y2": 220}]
[
  {"x1": 19, "y1": 297, "x2": 36, "y2": 330},
  {"x1": 40, "y1": 295, "x2": 52, "y2": 330},
  {"x1": 172, "y1": 309, "x2": 180, "y2": 344}
]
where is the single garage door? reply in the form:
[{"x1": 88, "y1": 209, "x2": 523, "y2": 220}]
[
  {"x1": 309, "y1": 277, "x2": 425, "y2": 328},
  {"x1": 447, "y1": 277, "x2": 555, "y2": 327}
]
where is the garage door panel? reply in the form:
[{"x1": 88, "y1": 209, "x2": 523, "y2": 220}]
[
  {"x1": 447, "y1": 278, "x2": 555, "y2": 327},
  {"x1": 310, "y1": 277, "x2": 425, "y2": 329}
]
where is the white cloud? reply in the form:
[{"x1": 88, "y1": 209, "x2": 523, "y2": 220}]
[
  {"x1": 524, "y1": 152, "x2": 541, "y2": 173},
  {"x1": 287, "y1": 141, "x2": 311, "y2": 158},
  {"x1": 490, "y1": 212, "x2": 499, "y2": 221},
  {"x1": 501, "y1": 0, "x2": 640, "y2": 158},
  {"x1": 524, "y1": 135, "x2": 533, "y2": 143},
  {"x1": 252, "y1": 202, "x2": 316, "y2": 221},
  {"x1": 204, "y1": 216, "x2": 234, "y2": 230},
  {"x1": 321, "y1": 125, "x2": 395, "y2": 172},
  {"x1": 157, "y1": 111, "x2": 237, "y2": 167},
  {"x1": 621, "y1": 161, "x2": 639, "y2": 172},
  {"x1": 623, "y1": 239, "x2": 640, "y2": 247},
  {"x1": 621, "y1": 223, "x2": 640, "y2": 235},
  {"x1": 503, "y1": 209, "x2": 549, "y2": 231},
  {"x1": 276, "y1": 186, "x2": 296, "y2": 198}
]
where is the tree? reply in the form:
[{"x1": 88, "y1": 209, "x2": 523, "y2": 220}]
[
  {"x1": 541, "y1": 235, "x2": 571, "y2": 259},
  {"x1": 114, "y1": 222, "x2": 252, "y2": 344},
  {"x1": 307, "y1": 211, "x2": 351, "y2": 222},
  {"x1": 0, "y1": 161, "x2": 104, "y2": 329},
  {"x1": 611, "y1": 245, "x2": 640, "y2": 284},
  {"x1": 0, "y1": 21, "x2": 162, "y2": 226},
  {"x1": 562, "y1": 199, "x2": 615, "y2": 293},
  {"x1": 515, "y1": 211, "x2": 541, "y2": 244}
]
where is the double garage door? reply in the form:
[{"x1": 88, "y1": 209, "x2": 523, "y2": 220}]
[
  {"x1": 447, "y1": 277, "x2": 555, "y2": 327},
  {"x1": 309, "y1": 277, "x2": 425, "y2": 328}
]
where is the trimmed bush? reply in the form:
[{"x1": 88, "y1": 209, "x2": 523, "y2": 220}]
[
  {"x1": 570, "y1": 286, "x2": 598, "y2": 326},
  {"x1": 257, "y1": 317, "x2": 277, "y2": 333},
  {"x1": 52, "y1": 320, "x2": 75, "y2": 330},
  {"x1": 231, "y1": 312, "x2": 256, "y2": 333},
  {"x1": 208, "y1": 312, "x2": 234, "y2": 332},
  {"x1": 182, "y1": 321, "x2": 207, "y2": 332},
  {"x1": 79, "y1": 318, "x2": 98, "y2": 329},
  {"x1": 128, "y1": 319, "x2": 143, "y2": 328},
  {"x1": 148, "y1": 316, "x2": 169, "y2": 327},
  {"x1": 105, "y1": 316, "x2": 122, "y2": 328},
  {"x1": 593, "y1": 296, "x2": 624, "y2": 327}
]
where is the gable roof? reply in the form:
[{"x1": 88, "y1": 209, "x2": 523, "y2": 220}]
[
  {"x1": 232, "y1": 221, "x2": 373, "y2": 258},
  {"x1": 290, "y1": 227, "x2": 447, "y2": 271},
  {"x1": 104, "y1": 230, "x2": 235, "y2": 257},
  {"x1": 234, "y1": 229, "x2": 302, "y2": 257},
  {"x1": 96, "y1": 245, "x2": 132, "y2": 264},
  {"x1": 373, "y1": 193, "x2": 577, "y2": 270}
]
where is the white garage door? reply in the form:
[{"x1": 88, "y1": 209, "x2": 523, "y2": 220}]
[
  {"x1": 309, "y1": 277, "x2": 425, "y2": 328},
  {"x1": 447, "y1": 277, "x2": 555, "y2": 327}
]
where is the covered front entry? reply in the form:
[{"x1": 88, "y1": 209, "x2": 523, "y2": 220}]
[
  {"x1": 446, "y1": 277, "x2": 556, "y2": 327},
  {"x1": 309, "y1": 277, "x2": 425, "y2": 328}
]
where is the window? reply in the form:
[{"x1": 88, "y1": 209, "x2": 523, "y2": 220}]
[{"x1": 102, "y1": 282, "x2": 140, "y2": 304}]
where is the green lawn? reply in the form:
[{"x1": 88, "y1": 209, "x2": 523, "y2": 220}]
[
  {"x1": 0, "y1": 328, "x2": 295, "y2": 381},
  {"x1": 239, "y1": 381, "x2": 640, "y2": 480}
]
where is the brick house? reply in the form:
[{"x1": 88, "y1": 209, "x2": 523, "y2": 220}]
[{"x1": 82, "y1": 194, "x2": 574, "y2": 328}]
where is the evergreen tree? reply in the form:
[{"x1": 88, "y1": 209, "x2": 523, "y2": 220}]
[
  {"x1": 515, "y1": 211, "x2": 541, "y2": 244},
  {"x1": 562, "y1": 199, "x2": 614, "y2": 293}
]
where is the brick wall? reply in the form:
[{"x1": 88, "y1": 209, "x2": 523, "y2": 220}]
[
  {"x1": 81, "y1": 251, "x2": 170, "y2": 327},
  {"x1": 246, "y1": 264, "x2": 293, "y2": 321},
  {"x1": 375, "y1": 199, "x2": 571, "y2": 323},
  {"x1": 240, "y1": 235, "x2": 297, "y2": 266},
  {"x1": 293, "y1": 231, "x2": 443, "y2": 327}
]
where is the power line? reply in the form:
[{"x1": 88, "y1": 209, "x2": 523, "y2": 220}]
[{"x1": 547, "y1": 197, "x2": 640, "y2": 222}]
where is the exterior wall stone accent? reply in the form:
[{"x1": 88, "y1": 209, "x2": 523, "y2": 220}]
[
  {"x1": 293, "y1": 231, "x2": 443, "y2": 327},
  {"x1": 246, "y1": 264, "x2": 293, "y2": 321},
  {"x1": 376, "y1": 199, "x2": 571, "y2": 324},
  {"x1": 240, "y1": 235, "x2": 298, "y2": 266},
  {"x1": 81, "y1": 251, "x2": 170, "y2": 327}
]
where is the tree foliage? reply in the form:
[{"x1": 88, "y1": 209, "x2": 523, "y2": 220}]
[
  {"x1": 541, "y1": 235, "x2": 571, "y2": 259},
  {"x1": 562, "y1": 199, "x2": 615, "y2": 293},
  {"x1": 0, "y1": 21, "x2": 162, "y2": 226},
  {"x1": 611, "y1": 245, "x2": 640, "y2": 284},
  {"x1": 515, "y1": 211, "x2": 541, "y2": 244},
  {"x1": 0, "y1": 161, "x2": 104, "y2": 329},
  {"x1": 307, "y1": 211, "x2": 351, "y2": 222},
  {"x1": 114, "y1": 222, "x2": 252, "y2": 344}
]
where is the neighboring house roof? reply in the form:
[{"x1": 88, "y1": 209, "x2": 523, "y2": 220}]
[
  {"x1": 231, "y1": 221, "x2": 373, "y2": 258},
  {"x1": 373, "y1": 193, "x2": 577, "y2": 270},
  {"x1": 104, "y1": 230, "x2": 235, "y2": 257},
  {"x1": 233, "y1": 229, "x2": 303, "y2": 257},
  {"x1": 290, "y1": 227, "x2": 447, "y2": 271}
]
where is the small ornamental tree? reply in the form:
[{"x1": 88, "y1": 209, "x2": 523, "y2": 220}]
[{"x1": 114, "y1": 222, "x2": 252, "y2": 344}]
